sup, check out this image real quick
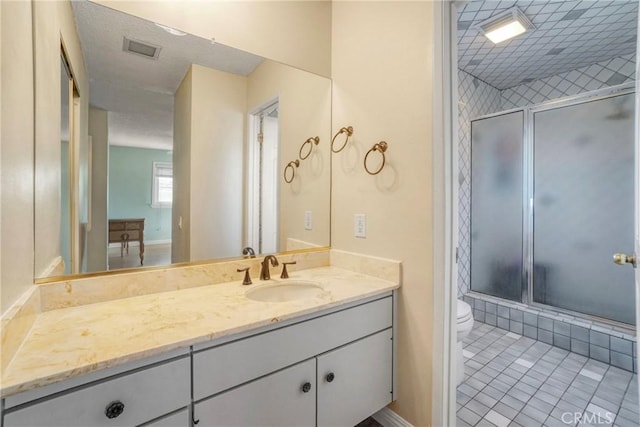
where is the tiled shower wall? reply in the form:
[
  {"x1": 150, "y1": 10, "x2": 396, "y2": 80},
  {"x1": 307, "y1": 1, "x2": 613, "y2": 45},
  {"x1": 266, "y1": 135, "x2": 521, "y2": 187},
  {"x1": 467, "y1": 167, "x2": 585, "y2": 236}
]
[
  {"x1": 456, "y1": 53, "x2": 636, "y2": 297},
  {"x1": 501, "y1": 53, "x2": 636, "y2": 110},
  {"x1": 462, "y1": 292, "x2": 638, "y2": 373}
]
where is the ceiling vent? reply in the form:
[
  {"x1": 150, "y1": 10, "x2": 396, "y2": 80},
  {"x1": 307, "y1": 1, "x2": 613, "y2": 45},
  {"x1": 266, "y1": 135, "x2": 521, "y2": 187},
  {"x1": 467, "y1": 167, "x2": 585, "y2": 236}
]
[{"x1": 122, "y1": 37, "x2": 161, "y2": 60}]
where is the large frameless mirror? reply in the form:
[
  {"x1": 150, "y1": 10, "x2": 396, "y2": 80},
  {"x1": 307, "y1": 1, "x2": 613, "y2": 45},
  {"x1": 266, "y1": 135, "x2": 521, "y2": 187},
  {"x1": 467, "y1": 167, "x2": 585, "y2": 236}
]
[{"x1": 34, "y1": 0, "x2": 331, "y2": 280}]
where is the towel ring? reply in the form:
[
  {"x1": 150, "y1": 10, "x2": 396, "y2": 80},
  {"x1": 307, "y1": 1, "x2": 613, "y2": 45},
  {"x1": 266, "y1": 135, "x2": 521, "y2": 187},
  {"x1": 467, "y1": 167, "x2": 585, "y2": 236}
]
[
  {"x1": 284, "y1": 160, "x2": 300, "y2": 183},
  {"x1": 299, "y1": 136, "x2": 320, "y2": 160},
  {"x1": 364, "y1": 141, "x2": 388, "y2": 175},
  {"x1": 331, "y1": 126, "x2": 354, "y2": 153}
]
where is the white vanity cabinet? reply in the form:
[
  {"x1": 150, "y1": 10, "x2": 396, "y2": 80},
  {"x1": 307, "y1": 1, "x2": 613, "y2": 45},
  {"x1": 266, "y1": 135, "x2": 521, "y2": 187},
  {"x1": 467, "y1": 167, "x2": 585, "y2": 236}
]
[
  {"x1": 3, "y1": 356, "x2": 191, "y2": 427},
  {"x1": 2, "y1": 292, "x2": 395, "y2": 427},
  {"x1": 192, "y1": 294, "x2": 394, "y2": 427}
]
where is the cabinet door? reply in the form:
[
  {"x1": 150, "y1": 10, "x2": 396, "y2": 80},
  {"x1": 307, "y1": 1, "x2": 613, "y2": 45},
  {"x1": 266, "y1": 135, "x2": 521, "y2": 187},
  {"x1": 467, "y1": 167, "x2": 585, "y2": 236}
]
[
  {"x1": 194, "y1": 359, "x2": 315, "y2": 427},
  {"x1": 317, "y1": 329, "x2": 393, "y2": 427}
]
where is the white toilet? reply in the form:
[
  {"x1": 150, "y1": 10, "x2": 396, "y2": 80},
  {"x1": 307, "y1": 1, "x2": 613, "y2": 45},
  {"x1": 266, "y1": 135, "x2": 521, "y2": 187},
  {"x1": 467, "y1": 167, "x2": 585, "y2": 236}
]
[{"x1": 456, "y1": 299, "x2": 474, "y2": 386}]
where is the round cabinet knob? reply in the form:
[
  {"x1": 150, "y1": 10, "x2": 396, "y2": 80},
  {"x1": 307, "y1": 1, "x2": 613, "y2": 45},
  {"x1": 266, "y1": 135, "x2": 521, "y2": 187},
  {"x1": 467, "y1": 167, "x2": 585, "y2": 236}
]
[
  {"x1": 105, "y1": 401, "x2": 125, "y2": 419},
  {"x1": 301, "y1": 382, "x2": 312, "y2": 393},
  {"x1": 326, "y1": 372, "x2": 335, "y2": 383}
]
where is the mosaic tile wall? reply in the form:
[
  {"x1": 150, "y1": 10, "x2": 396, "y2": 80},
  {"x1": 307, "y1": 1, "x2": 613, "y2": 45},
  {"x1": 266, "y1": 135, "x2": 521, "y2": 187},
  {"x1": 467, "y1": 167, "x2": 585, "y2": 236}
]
[
  {"x1": 501, "y1": 53, "x2": 636, "y2": 109},
  {"x1": 456, "y1": 54, "x2": 636, "y2": 297}
]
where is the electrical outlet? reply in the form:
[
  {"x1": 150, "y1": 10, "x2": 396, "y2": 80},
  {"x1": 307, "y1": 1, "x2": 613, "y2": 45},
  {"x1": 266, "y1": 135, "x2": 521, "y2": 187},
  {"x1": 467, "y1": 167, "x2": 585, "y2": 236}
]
[
  {"x1": 304, "y1": 211, "x2": 313, "y2": 230},
  {"x1": 354, "y1": 214, "x2": 366, "y2": 238}
]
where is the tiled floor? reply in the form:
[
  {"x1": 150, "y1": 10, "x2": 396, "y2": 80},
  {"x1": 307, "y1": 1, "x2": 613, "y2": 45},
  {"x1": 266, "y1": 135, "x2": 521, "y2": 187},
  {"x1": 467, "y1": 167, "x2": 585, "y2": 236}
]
[{"x1": 457, "y1": 323, "x2": 639, "y2": 427}]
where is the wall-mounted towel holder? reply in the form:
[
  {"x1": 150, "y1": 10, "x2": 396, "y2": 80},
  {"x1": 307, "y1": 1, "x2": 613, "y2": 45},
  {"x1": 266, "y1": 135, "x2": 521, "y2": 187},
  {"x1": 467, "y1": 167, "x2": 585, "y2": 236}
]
[
  {"x1": 299, "y1": 136, "x2": 320, "y2": 160},
  {"x1": 283, "y1": 159, "x2": 300, "y2": 183},
  {"x1": 364, "y1": 141, "x2": 388, "y2": 175},
  {"x1": 331, "y1": 126, "x2": 354, "y2": 153}
]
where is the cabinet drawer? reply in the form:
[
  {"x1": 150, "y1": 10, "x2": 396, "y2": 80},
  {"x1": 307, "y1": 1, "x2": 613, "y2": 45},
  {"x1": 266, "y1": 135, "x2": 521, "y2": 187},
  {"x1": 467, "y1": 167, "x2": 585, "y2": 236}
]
[
  {"x1": 193, "y1": 296, "x2": 392, "y2": 400},
  {"x1": 109, "y1": 222, "x2": 125, "y2": 231},
  {"x1": 126, "y1": 222, "x2": 142, "y2": 230},
  {"x1": 109, "y1": 231, "x2": 140, "y2": 242},
  {"x1": 194, "y1": 359, "x2": 315, "y2": 427},
  {"x1": 4, "y1": 357, "x2": 190, "y2": 427}
]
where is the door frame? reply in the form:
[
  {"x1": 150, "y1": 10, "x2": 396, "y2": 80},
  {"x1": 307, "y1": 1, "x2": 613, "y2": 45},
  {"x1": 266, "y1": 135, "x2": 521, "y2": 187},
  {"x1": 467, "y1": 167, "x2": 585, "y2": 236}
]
[
  {"x1": 245, "y1": 98, "x2": 279, "y2": 254},
  {"x1": 432, "y1": 2, "x2": 457, "y2": 425},
  {"x1": 634, "y1": 7, "x2": 640, "y2": 401}
]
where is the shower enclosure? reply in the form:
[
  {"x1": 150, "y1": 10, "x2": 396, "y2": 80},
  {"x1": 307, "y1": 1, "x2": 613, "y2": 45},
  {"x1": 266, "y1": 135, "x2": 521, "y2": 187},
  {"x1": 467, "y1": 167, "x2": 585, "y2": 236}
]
[{"x1": 470, "y1": 85, "x2": 636, "y2": 326}]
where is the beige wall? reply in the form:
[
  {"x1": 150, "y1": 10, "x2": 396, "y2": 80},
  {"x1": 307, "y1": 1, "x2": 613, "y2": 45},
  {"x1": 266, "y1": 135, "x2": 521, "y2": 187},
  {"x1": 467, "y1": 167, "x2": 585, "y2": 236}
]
[
  {"x1": 1, "y1": 0, "x2": 35, "y2": 314},
  {"x1": 87, "y1": 108, "x2": 109, "y2": 272},
  {"x1": 92, "y1": 0, "x2": 331, "y2": 78},
  {"x1": 331, "y1": 2, "x2": 434, "y2": 425},
  {"x1": 173, "y1": 65, "x2": 246, "y2": 262},
  {"x1": 33, "y1": 0, "x2": 90, "y2": 277},
  {"x1": 247, "y1": 60, "x2": 331, "y2": 252},
  {"x1": 172, "y1": 67, "x2": 193, "y2": 263},
  {"x1": 2, "y1": 0, "x2": 90, "y2": 311},
  {"x1": 190, "y1": 65, "x2": 246, "y2": 260},
  {"x1": 33, "y1": 0, "x2": 61, "y2": 277}
]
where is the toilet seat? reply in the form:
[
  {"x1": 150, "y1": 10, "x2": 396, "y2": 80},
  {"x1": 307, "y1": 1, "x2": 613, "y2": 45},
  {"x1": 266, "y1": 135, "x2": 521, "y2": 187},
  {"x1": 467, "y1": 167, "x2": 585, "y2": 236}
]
[{"x1": 457, "y1": 300, "x2": 472, "y2": 324}]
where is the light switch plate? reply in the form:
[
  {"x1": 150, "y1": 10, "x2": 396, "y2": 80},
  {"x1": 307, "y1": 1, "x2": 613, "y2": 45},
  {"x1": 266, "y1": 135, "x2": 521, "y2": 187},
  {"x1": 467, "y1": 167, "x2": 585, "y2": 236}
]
[
  {"x1": 304, "y1": 211, "x2": 312, "y2": 230},
  {"x1": 354, "y1": 214, "x2": 366, "y2": 238}
]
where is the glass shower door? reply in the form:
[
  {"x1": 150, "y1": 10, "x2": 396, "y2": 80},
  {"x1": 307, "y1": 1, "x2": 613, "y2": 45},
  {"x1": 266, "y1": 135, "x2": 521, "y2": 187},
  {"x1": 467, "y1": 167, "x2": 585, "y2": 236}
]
[
  {"x1": 532, "y1": 93, "x2": 635, "y2": 324},
  {"x1": 470, "y1": 111, "x2": 524, "y2": 302}
]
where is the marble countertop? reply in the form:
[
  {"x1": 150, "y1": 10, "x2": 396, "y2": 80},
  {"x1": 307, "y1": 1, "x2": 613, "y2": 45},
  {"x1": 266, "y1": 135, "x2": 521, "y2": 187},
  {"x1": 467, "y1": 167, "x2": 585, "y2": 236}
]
[{"x1": 0, "y1": 266, "x2": 399, "y2": 398}]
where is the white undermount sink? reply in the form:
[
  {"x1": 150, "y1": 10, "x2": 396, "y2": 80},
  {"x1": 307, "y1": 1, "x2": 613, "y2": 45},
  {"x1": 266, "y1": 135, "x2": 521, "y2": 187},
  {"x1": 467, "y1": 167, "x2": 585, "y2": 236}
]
[{"x1": 245, "y1": 280, "x2": 325, "y2": 302}]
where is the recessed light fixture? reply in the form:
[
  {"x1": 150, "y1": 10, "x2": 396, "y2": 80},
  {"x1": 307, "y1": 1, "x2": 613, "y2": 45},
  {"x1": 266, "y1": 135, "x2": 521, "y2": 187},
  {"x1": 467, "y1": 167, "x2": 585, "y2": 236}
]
[
  {"x1": 476, "y1": 7, "x2": 534, "y2": 44},
  {"x1": 123, "y1": 37, "x2": 162, "y2": 60},
  {"x1": 154, "y1": 23, "x2": 187, "y2": 36}
]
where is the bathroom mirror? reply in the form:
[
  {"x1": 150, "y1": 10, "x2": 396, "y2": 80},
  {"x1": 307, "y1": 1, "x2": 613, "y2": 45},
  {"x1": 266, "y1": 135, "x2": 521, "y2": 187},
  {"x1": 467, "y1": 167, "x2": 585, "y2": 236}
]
[{"x1": 33, "y1": 0, "x2": 331, "y2": 279}]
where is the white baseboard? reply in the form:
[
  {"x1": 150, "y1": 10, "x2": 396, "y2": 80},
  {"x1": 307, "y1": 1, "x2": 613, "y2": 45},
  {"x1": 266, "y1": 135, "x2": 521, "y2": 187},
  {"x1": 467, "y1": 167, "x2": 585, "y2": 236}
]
[
  {"x1": 108, "y1": 239, "x2": 171, "y2": 249},
  {"x1": 372, "y1": 407, "x2": 414, "y2": 427}
]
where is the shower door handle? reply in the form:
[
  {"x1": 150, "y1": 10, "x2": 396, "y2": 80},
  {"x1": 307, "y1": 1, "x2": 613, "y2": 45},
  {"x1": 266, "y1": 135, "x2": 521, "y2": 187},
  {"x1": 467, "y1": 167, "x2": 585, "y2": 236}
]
[{"x1": 613, "y1": 253, "x2": 637, "y2": 268}]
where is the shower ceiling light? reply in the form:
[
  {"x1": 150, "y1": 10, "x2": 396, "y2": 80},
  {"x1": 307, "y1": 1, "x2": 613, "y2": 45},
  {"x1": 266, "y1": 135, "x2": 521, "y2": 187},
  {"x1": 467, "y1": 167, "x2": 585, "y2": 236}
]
[{"x1": 476, "y1": 7, "x2": 534, "y2": 44}]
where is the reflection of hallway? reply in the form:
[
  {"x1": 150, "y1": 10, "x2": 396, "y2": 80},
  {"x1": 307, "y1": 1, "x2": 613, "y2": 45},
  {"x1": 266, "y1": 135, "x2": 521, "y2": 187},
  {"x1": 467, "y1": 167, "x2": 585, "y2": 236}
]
[{"x1": 108, "y1": 243, "x2": 171, "y2": 270}]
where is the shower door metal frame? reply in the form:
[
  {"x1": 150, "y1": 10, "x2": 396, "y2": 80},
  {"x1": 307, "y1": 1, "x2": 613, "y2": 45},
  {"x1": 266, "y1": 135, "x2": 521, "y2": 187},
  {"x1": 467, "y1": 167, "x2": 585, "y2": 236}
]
[
  {"x1": 525, "y1": 83, "x2": 636, "y2": 328},
  {"x1": 470, "y1": 82, "x2": 636, "y2": 329}
]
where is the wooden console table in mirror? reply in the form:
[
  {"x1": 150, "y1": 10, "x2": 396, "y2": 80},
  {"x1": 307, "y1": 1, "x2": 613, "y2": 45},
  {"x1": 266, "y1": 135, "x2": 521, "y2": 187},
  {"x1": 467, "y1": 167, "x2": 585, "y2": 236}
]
[{"x1": 109, "y1": 219, "x2": 145, "y2": 265}]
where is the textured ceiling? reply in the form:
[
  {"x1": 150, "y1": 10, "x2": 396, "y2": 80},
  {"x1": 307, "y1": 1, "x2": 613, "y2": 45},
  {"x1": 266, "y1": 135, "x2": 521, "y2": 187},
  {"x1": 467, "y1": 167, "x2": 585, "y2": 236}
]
[
  {"x1": 72, "y1": 1, "x2": 264, "y2": 150},
  {"x1": 457, "y1": 0, "x2": 638, "y2": 90}
]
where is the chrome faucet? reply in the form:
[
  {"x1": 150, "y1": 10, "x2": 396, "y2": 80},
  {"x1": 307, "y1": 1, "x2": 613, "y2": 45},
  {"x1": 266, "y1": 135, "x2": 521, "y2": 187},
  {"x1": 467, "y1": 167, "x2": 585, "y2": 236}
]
[{"x1": 260, "y1": 255, "x2": 279, "y2": 280}]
